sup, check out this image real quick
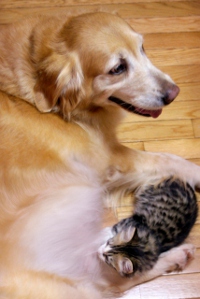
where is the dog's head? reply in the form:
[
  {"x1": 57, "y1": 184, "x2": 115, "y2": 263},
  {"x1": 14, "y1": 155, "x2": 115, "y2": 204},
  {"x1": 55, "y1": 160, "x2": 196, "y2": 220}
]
[{"x1": 33, "y1": 12, "x2": 179, "y2": 118}]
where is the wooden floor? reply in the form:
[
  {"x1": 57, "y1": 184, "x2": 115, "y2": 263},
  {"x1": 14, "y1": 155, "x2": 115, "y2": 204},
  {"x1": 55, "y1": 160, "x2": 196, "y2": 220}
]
[{"x1": 1, "y1": 0, "x2": 200, "y2": 298}]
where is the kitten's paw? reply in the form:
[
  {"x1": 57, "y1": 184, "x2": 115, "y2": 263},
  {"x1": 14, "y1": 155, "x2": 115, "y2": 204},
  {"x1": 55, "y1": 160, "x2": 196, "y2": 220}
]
[
  {"x1": 179, "y1": 243, "x2": 195, "y2": 260},
  {"x1": 161, "y1": 243, "x2": 195, "y2": 273}
]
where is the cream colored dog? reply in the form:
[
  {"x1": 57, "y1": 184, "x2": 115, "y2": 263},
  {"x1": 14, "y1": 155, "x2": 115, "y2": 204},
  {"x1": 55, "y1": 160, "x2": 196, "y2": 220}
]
[{"x1": 0, "y1": 12, "x2": 198, "y2": 299}]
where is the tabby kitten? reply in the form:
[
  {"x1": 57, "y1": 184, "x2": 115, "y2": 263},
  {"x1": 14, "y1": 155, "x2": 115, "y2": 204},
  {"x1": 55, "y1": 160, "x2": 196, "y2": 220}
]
[{"x1": 98, "y1": 177, "x2": 198, "y2": 277}]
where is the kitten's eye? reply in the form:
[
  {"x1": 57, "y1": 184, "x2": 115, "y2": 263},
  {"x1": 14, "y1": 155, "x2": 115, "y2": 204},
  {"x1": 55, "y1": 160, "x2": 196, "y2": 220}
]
[
  {"x1": 108, "y1": 256, "x2": 113, "y2": 262},
  {"x1": 104, "y1": 254, "x2": 113, "y2": 264},
  {"x1": 109, "y1": 60, "x2": 127, "y2": 75},
  {"x1": 140, "y1": 45, "x2": 145, "y2": 55}
]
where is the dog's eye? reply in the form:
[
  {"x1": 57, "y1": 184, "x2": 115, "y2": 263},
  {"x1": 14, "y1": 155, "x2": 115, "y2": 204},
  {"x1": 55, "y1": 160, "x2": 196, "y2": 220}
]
[{"x1": 109, "y1": 61, "x2": 127, "y2": 75}]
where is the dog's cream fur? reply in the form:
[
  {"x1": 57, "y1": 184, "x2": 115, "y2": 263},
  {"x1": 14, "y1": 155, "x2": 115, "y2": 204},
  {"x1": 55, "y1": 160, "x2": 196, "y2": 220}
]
[{"x1": 0, "y1": 12, "x2": 199, "y2": 298}]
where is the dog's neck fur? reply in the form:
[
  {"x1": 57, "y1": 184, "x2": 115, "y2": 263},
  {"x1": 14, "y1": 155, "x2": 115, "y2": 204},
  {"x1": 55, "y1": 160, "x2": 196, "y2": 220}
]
[{"x1": 71, "y1": 104, "x2": 125, "y2": 135}]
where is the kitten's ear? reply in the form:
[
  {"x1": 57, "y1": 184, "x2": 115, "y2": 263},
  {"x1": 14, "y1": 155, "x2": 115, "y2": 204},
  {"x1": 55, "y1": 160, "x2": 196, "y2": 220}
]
[
  {"x1": 34, "y1": 52, "x2": 83, "y2": 113},
  {"x1": 121, "y1": 257, "x2": 133, "y2": 275},
  {"x1": 120, "y1": 227, "x2": 136, "y2": 243}
]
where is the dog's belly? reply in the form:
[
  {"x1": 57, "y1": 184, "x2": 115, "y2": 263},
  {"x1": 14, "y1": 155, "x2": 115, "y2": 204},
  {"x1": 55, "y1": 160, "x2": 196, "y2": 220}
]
[
  {"x1": 3, "y1": 161, "x2": 106, "y2": 280},
  {"x1": 23, "y1": 184, "x2": 104, "y2": 278}
]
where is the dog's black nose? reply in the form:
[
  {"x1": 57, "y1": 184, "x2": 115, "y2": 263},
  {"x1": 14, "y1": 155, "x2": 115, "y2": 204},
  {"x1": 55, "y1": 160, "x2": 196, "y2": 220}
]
[{"x1": 162, "y1": 84, "x2": 180, "y2": 105}]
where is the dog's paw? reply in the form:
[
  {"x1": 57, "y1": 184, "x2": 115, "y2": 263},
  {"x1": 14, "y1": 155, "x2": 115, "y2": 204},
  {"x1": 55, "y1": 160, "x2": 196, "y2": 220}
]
[{"x1": 160, "y1": 243, "x2": 195, "y2": 273}]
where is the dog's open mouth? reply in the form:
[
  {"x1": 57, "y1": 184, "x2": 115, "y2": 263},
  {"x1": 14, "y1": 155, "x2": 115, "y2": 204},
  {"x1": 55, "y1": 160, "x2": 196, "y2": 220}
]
[{"x1": 108, "y1": 96, "x2": 162, "y2": 118}]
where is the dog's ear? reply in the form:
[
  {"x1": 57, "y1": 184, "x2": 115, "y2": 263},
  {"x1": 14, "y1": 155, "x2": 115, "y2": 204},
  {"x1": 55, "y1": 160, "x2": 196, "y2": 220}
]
[{"x1": 34, "y1": 52, "x2": 83, "y2": 113}]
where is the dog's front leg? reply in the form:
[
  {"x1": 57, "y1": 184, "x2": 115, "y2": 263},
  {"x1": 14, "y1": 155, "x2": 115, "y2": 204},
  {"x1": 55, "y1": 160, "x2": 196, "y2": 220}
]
[
  {"x1": 134, "y1": 150, "x2": 200, "y2": 189},
  {"x1": 110, "y1": 145, "x2": 200, "y2": 190}
]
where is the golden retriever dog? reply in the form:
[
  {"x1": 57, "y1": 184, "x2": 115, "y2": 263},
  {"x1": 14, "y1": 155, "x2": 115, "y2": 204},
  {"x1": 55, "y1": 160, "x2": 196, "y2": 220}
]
[{"x1": 0, "y1": 12, "x2": 199, "y2": 299}]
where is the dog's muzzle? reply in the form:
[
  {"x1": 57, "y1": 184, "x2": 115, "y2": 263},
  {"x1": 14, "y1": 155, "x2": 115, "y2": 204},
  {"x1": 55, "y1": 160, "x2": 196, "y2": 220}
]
[
  {"x1": 108, "y1": 83, "x2": 180, "y2": 118},
  {"x1": 108, "y1": 96, "x2": 162, "y2": 118}
]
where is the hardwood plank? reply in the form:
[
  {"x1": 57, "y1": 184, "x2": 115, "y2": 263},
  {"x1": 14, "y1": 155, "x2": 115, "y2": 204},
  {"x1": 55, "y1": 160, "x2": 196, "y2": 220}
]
[
  {"x1": 0, "y1": 7, "x2": 101, "y2": 25},
  {"x1": 117, "y1": 206, "x2": 133, "y2": 220},
  {"x1": 1, "y1": 0, "x2": 200, "y2": 11},
  {"x1": 177, "y1": 82, "x2": 200, "y2": 101},
  {"x1": 147, "y1": 48, "x2": 200, "y2": 66},
  {"x1": 124, "y1": 273, "x2": 200, "y2": 299},
  {"x1": 117, "y1": 194, "x2": 134, "y2": 208},
  {"x1": 118, "y1": 120, "x2": 193, "y2": 142},
  {"x1": 192, "y1": 206, "x2": 200, "y2": 224},
  {"x1": 1, "y1": 2, "x2": 200, "y2": 25},
  {"x1": 187, "y1": 224, "x2": 200, "y2": 247},
  {"x1": 144, "y1": 138, "x2": 200, "y2": 159},
  {"x1": 123, "y1": 142, "x2": 145, "y2": 151},
  {"x1": 1, "y1": 14, "x2": 200, "y2": 35},
  {"x1": 192, "y1": 119, "x2": 200, "y2": 137},
  {"x1": 128, "y1": 16, "x2": 200, "y2": 34},
  {"x1": 1, "y1": 0, "x2": 194, "y2": 9},
  {"x1": 196, "y1": 193, "x2": 200, "y2": 202},
  {"x1": 144, "y1": 32, "x2": 200, "y2": 49},
  {"x1": 124, "y1": 100, "x2": 200, "y2": 123},
  {"x1": 160, "y1": 65, "x2": 200, "y2": 84},
  {"x1": 103, "y1": 208, "x2": 118, "y2": 227}
]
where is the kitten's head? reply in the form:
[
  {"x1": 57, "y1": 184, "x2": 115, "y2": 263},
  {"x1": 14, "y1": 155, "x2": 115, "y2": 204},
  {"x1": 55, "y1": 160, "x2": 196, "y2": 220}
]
[
  {"x1": 98, "y1": 225, "x2": 158, "y2": 277},
  {"x1": 98, "y1": 226, "x2": 137, "y2": 277}
]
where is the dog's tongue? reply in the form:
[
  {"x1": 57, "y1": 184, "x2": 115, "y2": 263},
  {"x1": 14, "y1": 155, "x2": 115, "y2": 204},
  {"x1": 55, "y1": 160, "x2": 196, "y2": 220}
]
[
  {"x1": 149, "y1": 109, "x2": 162, "y2": 118},
  {"x1": 135, "y1": 108, "x2": 162, "y2": 118}
]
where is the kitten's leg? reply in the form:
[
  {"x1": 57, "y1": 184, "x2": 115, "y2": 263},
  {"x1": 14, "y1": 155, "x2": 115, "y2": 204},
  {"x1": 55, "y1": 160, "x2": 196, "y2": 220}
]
[{"x1": 117, "y1": 243, "x2": 195, "y2": 293}]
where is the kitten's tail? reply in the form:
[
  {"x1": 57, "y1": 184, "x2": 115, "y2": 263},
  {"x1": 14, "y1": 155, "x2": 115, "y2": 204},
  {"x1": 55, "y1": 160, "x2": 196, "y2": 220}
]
[{"x1": 0, "y1": 269, "x2": 103, "y2": 299}]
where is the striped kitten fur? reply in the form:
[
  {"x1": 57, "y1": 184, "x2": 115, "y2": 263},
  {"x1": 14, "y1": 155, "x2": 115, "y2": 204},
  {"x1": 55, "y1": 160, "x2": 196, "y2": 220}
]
[{"x1": 98, "y1": 177, "x2": 198, "y2": 277}]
